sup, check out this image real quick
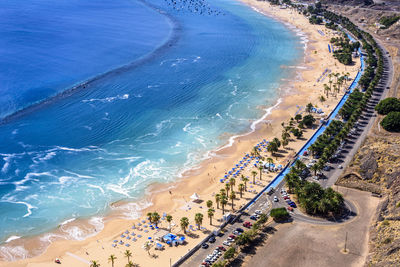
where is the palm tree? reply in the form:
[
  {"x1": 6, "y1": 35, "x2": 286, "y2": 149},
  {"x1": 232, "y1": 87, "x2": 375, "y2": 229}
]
[
  {"x1": 282, "y1": 136, "x2": 289, "y2": 148},
  {"x1": 225, "y1": 183, "x2": 230, "y2": 197},
  {"x1": 206, "y1": 200, "x2": 213, "y2": 209},
  {"x1": 143, "y1": 241, "x2": 152, "y2": 256},
  {"x1": 229, "y1": 191, "x2": 236, "y2": 211},
  {"x1": 272, "y1": 137, "x2": 281, "y2": 148},
  {"x1": 220, "y1": 195, "x2": 228, "y2": 215},
  {"x1": 251, "y1": 171, "x2": 257, "y2": 184},
  {"x1": 166, "y1": 214, "x2": 173, "y2": 231},
  {"x1": 229, "y1": 178, "x2": 236, "y2": 192},
  {"x1": 90, "y1": 260, "x2": 100, "y2": 267},
  {"x1": 195, "y1": 213, "x2": 203, "y2": 229},
  {"x1": 238, "y1": 184, "x2": 245, "y2": 198},
  {"x1": 125, "y1": 261, "x2": 135, "y2": 267},
  {"x1": 124, "y1": 250, "x2": 132, "y2": 264},
  {"x1": 151, "y1": 212, "x2": 160, "y2": 227},
  {"x1": 333, "y1": 84, "x2": 338, "y2": 97},
  {"x1": 241, "y1": 175, "x2": 249, "y2": 191},
  {"x1": 146, "y1": 212, "x2": 152, "y2": 221},
  {"x1": 108, "y1": 255, "x2": 117, "y2": 267},
  {"x1": 323, "y1": 84, "x2": 330, "y2": 98},
  {"x1": 180, "y1": 217, "x2": 189, "y2": 234},
  {"x1": 310, "y1": 164, "x2": 319, "y2": 176},
  {"x1": 207, "y1": 208, "x2": 214, "y2": 225},
  {"x1": 258, "y1": 166, "x2": 263, "y2": 181},
  {"x1": 266, "y1": 158, "x2": 274, "y2": 171},
  {"x1": 215, "y1": 194, "x2": 220, "y2": 209}
]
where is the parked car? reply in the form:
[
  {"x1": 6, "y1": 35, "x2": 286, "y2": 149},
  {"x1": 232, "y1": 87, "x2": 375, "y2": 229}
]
[
  {"x1": 229, "y1": 234, "x2": 236, "y2": 239},
  {"x1": 243, "y1": 221, "x2": 252, "y2": 228},
  {"x1": 201, "y1": 243, "x2": 209, "y2": 249},
  {"x1": 236, "y1": 227, "x2": 244, "y2": 233},
  {"x1": 233, "y1": 230, "x2": 240, "y2": 235},
  {"x1": 273, "y1": 196, "x2": 279, "y2": 202},
  {"x1": 255, "y1": 210, "x2": 262, "y2": 214},
  {"x1": 287, "y1": 207, "x2": 294, "y2": 212},
  {"x1": 283, "y1": 196, "x2": 290, "y2": 200},
  {"x1": 289, "y1": 202, "x2": 297, "y2": 208},
  {"x1": 217, "y1": 245, "x2": 226, "y2": 251},
  {"x1": 208, "y1": 236, "x2": 216, "y2": 243},
  {"x1": 223, "y1": 240, "x2": 231, "y2": 246},
  {"x1": 250, "y1": 215, "x2": 257, "y2": 220}
]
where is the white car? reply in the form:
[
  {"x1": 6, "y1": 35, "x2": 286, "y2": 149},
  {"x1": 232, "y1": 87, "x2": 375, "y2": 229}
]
[
  {"x1": 273, "y1": 196, "x2": 279, "y2": 202},
  {"x1": 223, "y1": 240, "x2": 231, "y2": 246},
  {"x1": 255, "y1": 210, "x2": 262, "y2": 215}
]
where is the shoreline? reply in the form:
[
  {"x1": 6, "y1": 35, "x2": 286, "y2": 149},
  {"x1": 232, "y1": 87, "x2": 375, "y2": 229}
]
[{"x1": 0, "y1": 1, "x2": 361, "y2": 266}]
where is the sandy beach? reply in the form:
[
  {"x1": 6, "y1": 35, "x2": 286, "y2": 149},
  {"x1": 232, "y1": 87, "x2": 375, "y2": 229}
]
[{"x1": 0, "y1": 1, "x2": 361, "y2": 267}]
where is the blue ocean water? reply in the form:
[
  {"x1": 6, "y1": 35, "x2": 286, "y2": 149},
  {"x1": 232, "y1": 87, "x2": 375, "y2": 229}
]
[{"x1": 0, "y1": 0, "x2": 302, "y2": 256}]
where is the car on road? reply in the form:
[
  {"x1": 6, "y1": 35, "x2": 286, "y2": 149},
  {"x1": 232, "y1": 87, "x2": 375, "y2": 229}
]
[
  {"x1": 243, "y1": 221, "x2": 252, "y2": 228},
  {"x1": 273, "y1": 196, "x2": 279, "y2": 202},
  {"x1": 250, "y1": 215, "x2": 257, "y2": 220},
  {"x1": 208, "y1": 236, "x2": 216, "y2": 243},
  {"x1": 201, "y1": 243, "x2": 209, "y2": 249}
]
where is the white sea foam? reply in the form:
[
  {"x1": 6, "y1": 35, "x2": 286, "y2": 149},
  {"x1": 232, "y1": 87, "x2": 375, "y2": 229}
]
[
  {"x1": 5, "y1": 236, "x2": 20, "y2": 243},
  {"x1": 0, "y1": 245, "x2": 28, "y2": 261},
  {"x1": 82, "y1": 94, "x2": 129, "y2": 103},
  {"x1": 87, "y1": 184, "x2": 105, "y2": 194}
]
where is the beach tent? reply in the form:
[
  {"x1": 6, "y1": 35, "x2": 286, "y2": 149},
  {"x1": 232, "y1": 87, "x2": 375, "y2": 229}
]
[
  {"x1": 163, "y1": 233, "x2": 177, "y2": 243},
  {"x1": 190, "y1": 193, "x2": 201, "y2": 203}
]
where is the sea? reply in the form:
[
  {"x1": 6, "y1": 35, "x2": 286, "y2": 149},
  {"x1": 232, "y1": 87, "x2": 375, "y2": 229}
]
[{"x1": 0, "y1": 0, "x2": 303, "y2": 260}]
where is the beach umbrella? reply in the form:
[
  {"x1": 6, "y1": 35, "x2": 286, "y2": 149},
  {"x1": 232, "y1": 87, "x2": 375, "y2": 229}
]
[{"x1": 148, "y1": 237, "x2": 152, "y2": 240}]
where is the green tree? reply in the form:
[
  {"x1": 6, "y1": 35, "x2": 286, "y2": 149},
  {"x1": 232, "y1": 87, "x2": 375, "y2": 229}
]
[
  {"x1": 258, "y1": 166, "x2": 263, "y2": 181},
  {"x1": 229, "y1": 191, "x2": 236, "y2": 211},
  {"x1": 90, "y1": 260, "x2": 100, "y2": 267},
  {"x1": 108, "y1": 254, "x2": 117, "y2": 267},
  {"x1": 124, "y1": 250, "x2": 132, "y2": 264},
  {"x1": 207, "y1": 208, "x2": 214, "y2": 225},
  {"x1": 375, "y1": 97, "x2": 400, "y2": 115},
  {"x1": 238, "y1": 183, "x2": 245, "y2": 198},
  {"x1": 206, "y1": 200, "x2": 213, "y2": 209},
  {"x1": 242, "y1": 176, "x2": 249, "y2": 191},
  {"x1": 302, "y1": 114, "x2": 316, "y2": 128},
  {"x1": 220, "y1": 194, "x2": 228, "y2": 215},
  {"x1": 215, "y1": 194, "x2": 220, "y2": 209},
  {"x1": 251, "y1": 170, "x2": 257, "y2": 184},
  {"x1": 180, "y1": 217, "x2": 189, "y2": 233},
  {"x1": 381, "y1": 111, "x2": 400, "y2": 132},
  {"x1": 150, "y1": 212, "x2": 160, "y2": 227},
  {"x1": 229, "y1": 177, "x2": 236, "y2": 192},
  {"x1": 306, "y1": 103, "x2": 314, "y2": 113},
  {"x1": 195, "y1": 213, "x2": 203, "y2": 229},
  {"x1": 270, "y1": 208, "x2": 290, "y2": 222},
  {"x1": 224, "y1": 247, "x2": 236, "y2": 260},
  {"x1": 294, "y1": 114, "x2": 302, "y2": 122}
]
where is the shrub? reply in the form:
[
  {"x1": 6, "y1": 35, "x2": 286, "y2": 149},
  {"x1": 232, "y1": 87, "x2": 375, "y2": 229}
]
[
  {"x1": 380, "y1": 111, "x2": 400, "y2": 132},
  {"x1": 223, "y1": 247, "x2": 236, "y2": 260},
  {"x1": 270, "y1": 208, "x2": 290, "y2": 222},
  {"x1": 375, "y1": 97, "x2": 400, "y2": 115},
  {"x1": 383, "y1": 237, "x2": 392, "y2": 244}
]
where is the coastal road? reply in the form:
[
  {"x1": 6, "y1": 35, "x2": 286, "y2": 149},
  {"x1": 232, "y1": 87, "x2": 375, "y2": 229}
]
[
  {"x1": 178, "y1": 16, "x2": 394, "y2": 267},
  {"x1": 180, "y1": 192, "x2": 271, "y2": 267},
  {"x1": 319, "y1": 33, "x2": 393, "y2": 188}
]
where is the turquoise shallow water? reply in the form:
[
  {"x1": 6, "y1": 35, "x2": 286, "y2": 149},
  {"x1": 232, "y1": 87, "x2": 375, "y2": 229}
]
[{"x1": 0, "y1": 0, "x2": 303, "y2": 258}]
